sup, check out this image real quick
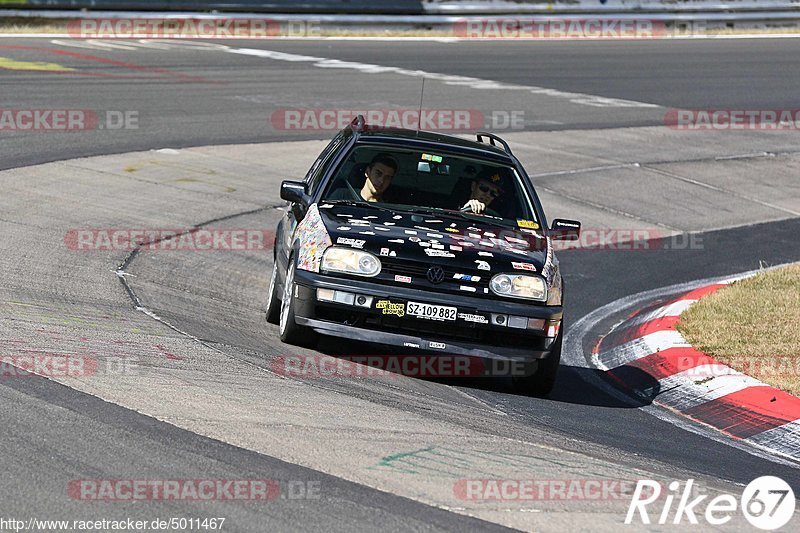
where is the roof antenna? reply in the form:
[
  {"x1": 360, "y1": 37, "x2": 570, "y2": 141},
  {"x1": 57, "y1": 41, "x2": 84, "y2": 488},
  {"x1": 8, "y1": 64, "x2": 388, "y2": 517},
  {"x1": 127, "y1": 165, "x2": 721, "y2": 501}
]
[{"x1": 416, "y1": 77, "x2": 425, "y2": 137}]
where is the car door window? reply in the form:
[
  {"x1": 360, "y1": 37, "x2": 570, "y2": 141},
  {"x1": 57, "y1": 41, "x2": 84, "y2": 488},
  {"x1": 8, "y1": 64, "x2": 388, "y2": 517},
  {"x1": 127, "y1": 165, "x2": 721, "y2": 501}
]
[{"x1": 305, "y1": 132, "x2": 346, "y2": 195}]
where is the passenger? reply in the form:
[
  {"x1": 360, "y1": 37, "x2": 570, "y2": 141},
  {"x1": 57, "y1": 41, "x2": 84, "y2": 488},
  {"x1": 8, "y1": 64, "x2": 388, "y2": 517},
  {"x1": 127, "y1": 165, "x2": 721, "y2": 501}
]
[{"x1": 460, "y1": 169, "x2": 508, "y2": 215}]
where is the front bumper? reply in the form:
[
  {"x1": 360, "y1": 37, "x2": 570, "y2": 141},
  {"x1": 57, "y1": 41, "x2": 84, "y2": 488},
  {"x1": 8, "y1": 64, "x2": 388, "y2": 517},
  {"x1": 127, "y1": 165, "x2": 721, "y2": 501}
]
[{"x1": 292, "y1": 269, "x2": 562, "y2": 362}]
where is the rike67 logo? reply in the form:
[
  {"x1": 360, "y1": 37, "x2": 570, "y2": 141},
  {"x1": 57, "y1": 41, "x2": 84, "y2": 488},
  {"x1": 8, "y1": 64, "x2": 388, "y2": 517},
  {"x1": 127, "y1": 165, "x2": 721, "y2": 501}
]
[{"x1": 626, "y1": 476, "x2": 795, "y2": 530}]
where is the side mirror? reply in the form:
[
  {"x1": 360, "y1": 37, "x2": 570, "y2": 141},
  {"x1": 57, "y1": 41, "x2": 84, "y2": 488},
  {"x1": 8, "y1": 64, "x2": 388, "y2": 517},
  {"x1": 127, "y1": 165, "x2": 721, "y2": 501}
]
[
  {"x1": 280, "y1": 180, "x2": 309, "y2": 205},
  {"x1": 550, "y1": 219, "x2": 581, "y2": 241}
]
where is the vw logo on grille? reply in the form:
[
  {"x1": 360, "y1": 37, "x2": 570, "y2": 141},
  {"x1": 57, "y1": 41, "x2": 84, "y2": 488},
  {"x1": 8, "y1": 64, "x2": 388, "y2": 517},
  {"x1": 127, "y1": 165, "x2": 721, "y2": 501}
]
[{"x1": 426, "y1": 266, "x2": 445, "y2": 284}]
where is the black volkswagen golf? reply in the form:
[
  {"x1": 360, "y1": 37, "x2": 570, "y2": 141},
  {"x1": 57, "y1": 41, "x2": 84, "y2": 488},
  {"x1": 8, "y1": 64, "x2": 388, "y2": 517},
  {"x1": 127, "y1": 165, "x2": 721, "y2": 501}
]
[{"x1": 266, "y1": 117, "x2": 581, "y2": 395}]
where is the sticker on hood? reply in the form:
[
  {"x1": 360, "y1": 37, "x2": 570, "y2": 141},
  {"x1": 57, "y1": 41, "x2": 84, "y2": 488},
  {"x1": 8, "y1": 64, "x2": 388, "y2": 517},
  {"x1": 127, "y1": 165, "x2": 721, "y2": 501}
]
[
  {"x1": 337, "y1": 237, "x2": 366, "y2": 248},
  {"x1": 512, "y1": 262, "x2": 537, "y2": 272},
  {"x1": 475, "y1": 260, "x2": 491, "y2": 271}
]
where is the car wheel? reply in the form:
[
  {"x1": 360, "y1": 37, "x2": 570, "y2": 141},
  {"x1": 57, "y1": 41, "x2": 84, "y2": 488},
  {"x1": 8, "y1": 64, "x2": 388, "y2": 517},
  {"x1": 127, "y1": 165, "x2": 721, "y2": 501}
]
[
  {"x1": 279, "y1": 257, "x2": 317, "y2": 347},
  {"x1": 512, "y1": 327, "x2": 562, "y2": 397},
  {"x1": 265, "y1": 258, "x2": 281, "y2": 325}
]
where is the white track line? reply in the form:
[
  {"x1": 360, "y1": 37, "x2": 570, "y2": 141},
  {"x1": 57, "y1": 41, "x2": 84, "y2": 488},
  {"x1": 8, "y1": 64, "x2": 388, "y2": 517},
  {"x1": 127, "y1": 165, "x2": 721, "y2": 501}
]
[
  {"x1": 748, "y1": 420, "x2": 800, "y2": 458},
  {"x1": 624, "y1": 299, "x2": 697, "y2": 328},
  {"x1": 594, "y1": 330, "x2": 691, "y2": 370},
  {"x1": 591, "y1": 270, "x2": 800, "y2": 460},
  {"x1": 563, "y1": 266, "x2": 800, "y2": 467},
  {"x1": 225, "y1": 46, "x2": 659, "y2": 108},
  {"x1": 656, "y1": 372, "x2": 766, "y2": 412}
]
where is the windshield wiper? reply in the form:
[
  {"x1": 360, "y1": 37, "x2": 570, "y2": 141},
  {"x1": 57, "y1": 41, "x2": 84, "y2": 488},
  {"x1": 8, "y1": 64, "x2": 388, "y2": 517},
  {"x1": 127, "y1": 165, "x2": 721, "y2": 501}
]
[
  {"x1": 323, "y1": 201, "x2": 520, "y2": 229},
  {"x1": 325, "y1": 199, "x2": 368, "y2": 207},
  {"x1": 407, "y1": 206, "x2": 509, "y2": 225}
]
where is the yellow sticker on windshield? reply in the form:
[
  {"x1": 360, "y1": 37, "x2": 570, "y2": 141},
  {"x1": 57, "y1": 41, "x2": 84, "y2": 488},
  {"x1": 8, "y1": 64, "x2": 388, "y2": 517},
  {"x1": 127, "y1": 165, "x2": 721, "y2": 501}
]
[
  {"x1": 421, "y1": 153, "x2": 443, "y2": 163},
  {"x1": 517, "y1": 220, "x2": 539, "y2": 229}
]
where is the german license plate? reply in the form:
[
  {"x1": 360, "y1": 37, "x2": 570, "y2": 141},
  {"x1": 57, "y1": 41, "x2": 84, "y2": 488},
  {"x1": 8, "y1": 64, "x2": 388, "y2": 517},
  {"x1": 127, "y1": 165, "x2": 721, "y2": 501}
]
[{"x1": 407, "y1": 301, "x2": 457, "y2": 321}]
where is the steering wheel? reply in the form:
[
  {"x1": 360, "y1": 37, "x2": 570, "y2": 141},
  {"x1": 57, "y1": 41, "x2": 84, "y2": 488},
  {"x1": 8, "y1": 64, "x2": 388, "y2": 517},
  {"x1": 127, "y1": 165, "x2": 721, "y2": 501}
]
[{"x1": 460, "y1": 204, "x2": 501, "y2": 217}]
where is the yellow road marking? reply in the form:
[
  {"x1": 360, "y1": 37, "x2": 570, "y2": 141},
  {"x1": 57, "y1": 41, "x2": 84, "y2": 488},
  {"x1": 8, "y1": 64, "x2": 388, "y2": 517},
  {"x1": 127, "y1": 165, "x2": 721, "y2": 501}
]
[{"x1": 0, "y1": 57, "x2": 75, "y2": 72}]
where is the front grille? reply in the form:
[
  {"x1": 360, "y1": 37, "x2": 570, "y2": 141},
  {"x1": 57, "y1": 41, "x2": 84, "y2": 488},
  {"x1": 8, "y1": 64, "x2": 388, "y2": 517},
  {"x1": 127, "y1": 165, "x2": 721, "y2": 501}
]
[
  {"x1": 381, "y1": 262, "x2": 431, "y2": 278},
  {"x1": 380, "y1": 259, "x2": 487, "y2": 290}
]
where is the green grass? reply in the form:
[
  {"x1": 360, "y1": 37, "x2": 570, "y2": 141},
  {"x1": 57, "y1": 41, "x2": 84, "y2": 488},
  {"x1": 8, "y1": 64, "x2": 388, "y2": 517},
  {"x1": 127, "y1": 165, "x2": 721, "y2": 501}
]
[{"x1": 678, "y1": 264, "x2": 800, "y2": 395}]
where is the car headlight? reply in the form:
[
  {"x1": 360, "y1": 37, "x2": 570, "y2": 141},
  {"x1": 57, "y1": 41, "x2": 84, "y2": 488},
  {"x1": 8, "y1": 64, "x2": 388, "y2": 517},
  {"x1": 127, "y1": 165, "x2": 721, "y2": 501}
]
[
  {"x1": 322, "y1": 247, "x2": 381, "y2": 277},
  {"x1": 490, "y1": 273, "x2": 547, "y2": 302}
]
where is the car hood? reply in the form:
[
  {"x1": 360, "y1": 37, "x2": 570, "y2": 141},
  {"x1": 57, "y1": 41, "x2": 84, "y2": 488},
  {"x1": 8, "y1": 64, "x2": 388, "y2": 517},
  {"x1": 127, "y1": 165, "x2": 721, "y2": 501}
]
[{"x1": 317, "y1": 202, "x2": 550, "y2": 288}]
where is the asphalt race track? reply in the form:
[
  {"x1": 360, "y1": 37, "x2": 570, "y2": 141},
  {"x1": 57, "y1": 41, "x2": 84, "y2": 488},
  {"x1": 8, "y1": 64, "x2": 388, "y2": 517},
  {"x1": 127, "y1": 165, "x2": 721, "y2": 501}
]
[
  {"x1": 4, "y1": 38, "x2": 800, "y2": 170},
  {"x1": 1, "y1": 37, "x2": 800, "y2": 531}
]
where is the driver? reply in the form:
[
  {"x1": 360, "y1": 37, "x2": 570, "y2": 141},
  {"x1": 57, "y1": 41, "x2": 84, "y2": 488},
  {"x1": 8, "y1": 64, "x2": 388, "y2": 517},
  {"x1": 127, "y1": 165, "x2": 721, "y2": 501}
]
[
  {"x1": 460, "y1": 169, "x2": 508, "y2": 214},
  {"x1": 327, "y1": 153, "x2": 399, "y2": 203},
  {"x1": 359, "y1": 153, "x2": 398, "y2": 202}
]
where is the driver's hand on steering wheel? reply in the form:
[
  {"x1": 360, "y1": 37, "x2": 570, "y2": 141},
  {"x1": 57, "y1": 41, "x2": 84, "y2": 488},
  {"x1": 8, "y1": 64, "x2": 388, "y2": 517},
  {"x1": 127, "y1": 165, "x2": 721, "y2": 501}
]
[{"x1": 461, "y1": 199, "x2": 486, "y2": 214}]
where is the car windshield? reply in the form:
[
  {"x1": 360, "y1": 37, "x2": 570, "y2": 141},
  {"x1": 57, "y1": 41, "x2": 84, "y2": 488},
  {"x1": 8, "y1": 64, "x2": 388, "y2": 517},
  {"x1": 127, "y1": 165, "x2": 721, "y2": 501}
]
[{"x1": 321, "y1": 145, "x2": 538, "y2": 226}]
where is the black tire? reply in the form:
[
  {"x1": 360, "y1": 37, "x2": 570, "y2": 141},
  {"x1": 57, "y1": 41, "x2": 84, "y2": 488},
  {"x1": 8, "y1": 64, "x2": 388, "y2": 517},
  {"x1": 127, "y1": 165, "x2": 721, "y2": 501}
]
[
  {"x1": 278, "y1": 258, "x2": 317, "y2": 347},
  {"x1": 512, "y1": 327, "x2": 563, "y2": 397},
  {"x1": 265, "y1": 258, "x2": 281, "y2": 325}
]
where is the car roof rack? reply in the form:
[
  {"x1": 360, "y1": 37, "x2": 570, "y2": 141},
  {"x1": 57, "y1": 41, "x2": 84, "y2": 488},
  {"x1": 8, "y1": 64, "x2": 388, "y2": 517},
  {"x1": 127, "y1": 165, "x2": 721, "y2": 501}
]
[
  {"x1": 350, "y1": 114, "x2": 366, "y2": 132},
  {"x1": 476, "y1": 132, "x2": 512, "y2": 155}
]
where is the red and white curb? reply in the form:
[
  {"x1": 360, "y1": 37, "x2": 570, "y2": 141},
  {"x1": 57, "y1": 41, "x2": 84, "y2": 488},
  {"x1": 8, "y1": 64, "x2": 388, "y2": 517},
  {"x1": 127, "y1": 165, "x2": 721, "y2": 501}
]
[{"x1": 592, "y1": 273, "x2": 800, "y2": 460}]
